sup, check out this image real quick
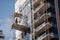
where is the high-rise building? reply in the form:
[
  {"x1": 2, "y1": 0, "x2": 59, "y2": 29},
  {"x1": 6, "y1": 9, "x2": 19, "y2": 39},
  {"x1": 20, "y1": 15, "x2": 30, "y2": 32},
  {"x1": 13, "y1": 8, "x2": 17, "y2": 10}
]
[{"x1": 12, "y1": 0, "x2": 60, "y2": 40}]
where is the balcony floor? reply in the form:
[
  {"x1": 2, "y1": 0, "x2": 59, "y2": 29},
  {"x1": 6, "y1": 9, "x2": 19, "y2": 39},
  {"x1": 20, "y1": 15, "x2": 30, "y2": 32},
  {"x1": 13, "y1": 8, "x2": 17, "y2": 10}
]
[
  {"x1": 12, "y1": 23, "x2": 30, "y2": 33},
  {"x1": 35, "y1": 22, "x2": 52, "y2": 37},
  {"x1": 33, "y1": 13, "x2": 51, "y2": 28}
]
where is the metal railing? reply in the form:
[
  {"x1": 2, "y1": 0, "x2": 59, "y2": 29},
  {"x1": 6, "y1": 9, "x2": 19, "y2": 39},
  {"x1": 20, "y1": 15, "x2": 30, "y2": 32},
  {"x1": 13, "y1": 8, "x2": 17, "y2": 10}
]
[
  {"x1": 34, "y1": 13, "x2": 51, "y2": 23},
  {"x1": 36, "y1": 22, "x2": 52, "y2": 32},
  {"x1": 33, "y1": 3, "x2": 44, "y2": 14},
  {"x1": 32, "y1": 0, "x2": 44, "y2": 5},
  {"x1": 33, "y1": 3, "x2": 50, "y2": 14},
  {"x1": 37, "y1": 33, "x2": 54, "y2": 40}
]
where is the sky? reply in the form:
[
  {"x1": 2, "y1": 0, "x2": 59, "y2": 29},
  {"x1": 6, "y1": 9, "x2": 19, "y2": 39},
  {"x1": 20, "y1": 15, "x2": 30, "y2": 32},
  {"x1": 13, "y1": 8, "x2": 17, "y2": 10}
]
[{"x1": 0, "y1": 0, "x2": 14, "y2": 40}]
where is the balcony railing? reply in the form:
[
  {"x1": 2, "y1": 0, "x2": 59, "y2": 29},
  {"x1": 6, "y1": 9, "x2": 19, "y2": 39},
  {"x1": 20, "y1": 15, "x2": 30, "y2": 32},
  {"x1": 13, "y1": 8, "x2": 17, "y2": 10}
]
[
  {"x1": 13, "y1": 12, "x2": 22, "y2": 18},
  {"x1": 37, "y1": 33, "x2": 54, "y2": 40},
  {"x1": 12, "y1": 23, "x2": 30, "y2": 33},
  {"x1": 33, "y1": 3, "x2": 44, "y2": 13},
  {"x1": 33, "y1": 0, "x2": 44, "y2": 4},
  {"x1": 33, "y1": 3, "x2": 50, "y2": 14},
  {"x1": 33, "y1": 13, "x2": 51, "y2": 27},
  {"x1": 32, "y1": 0, "x2": 44, "y2": 7},
  {"x1": 35, "y1": 13, "x2": 51, "y2": 22},
  {"x1": 35, "y1": 22, "x2": 52, "y2": 36},
  {"x1": 36, "y1": 22, "x2": 52, "y2": 32},
  {"x1": 32, "y1": 0, "x2": 44, "y2": 10}
]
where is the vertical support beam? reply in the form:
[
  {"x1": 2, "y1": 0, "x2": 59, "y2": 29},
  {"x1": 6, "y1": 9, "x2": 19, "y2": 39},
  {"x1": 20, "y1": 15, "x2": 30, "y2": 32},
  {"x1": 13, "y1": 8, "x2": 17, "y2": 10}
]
[
  {"x1": 54, "y1": 0, "x2": 60, "y2": 40},
  {"x1": 30, "y1": 0, "x2": 35, "y2": 40},
  {"x1": 30, "y1": 0, "x2": 33, "y2": 40}
]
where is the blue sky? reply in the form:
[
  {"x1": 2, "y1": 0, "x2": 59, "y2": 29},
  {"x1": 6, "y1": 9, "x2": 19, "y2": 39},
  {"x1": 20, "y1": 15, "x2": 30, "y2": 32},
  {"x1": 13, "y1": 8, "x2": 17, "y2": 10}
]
[{"x1": 0, "y1": 0, "x2": 14, "y2": 40}]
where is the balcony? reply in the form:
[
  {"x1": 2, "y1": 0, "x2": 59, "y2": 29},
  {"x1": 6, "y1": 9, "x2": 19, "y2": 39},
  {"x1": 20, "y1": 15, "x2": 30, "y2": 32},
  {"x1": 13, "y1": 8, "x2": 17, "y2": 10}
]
[
  {"x1": 37, "y1": 33, "x2": 54, "y2": 40},
  {"x1": 33, "y1": 3, "x2": 50, "y2": 16},
  {"x1": 13, "y1": 12, "x2": 22, "y2": 18},
  {"x1": 35, "y1": 22, "x2": 52, "y2": 37},
  {"x1": 33, "y1": 13, "x2": 51, "y2": 28},
  {"x1": 32, "y1": 0, "x2": 44, "y2": 9},
  {"x1": 12, "y1": 23, "x2": 30, "y2": 33}
]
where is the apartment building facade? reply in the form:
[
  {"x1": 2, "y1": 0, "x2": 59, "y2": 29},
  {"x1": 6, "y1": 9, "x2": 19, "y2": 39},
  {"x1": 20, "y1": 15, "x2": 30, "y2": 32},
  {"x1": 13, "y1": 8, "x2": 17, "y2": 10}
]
[{"x1": 12, "y1": 0, "x2": 60, "y2": 40}]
